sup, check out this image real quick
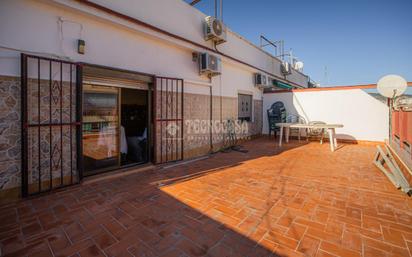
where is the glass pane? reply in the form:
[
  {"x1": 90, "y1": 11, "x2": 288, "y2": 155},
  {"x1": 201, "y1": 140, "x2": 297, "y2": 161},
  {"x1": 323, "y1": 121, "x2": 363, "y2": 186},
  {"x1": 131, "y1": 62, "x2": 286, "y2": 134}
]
[{"x1": 82, "y1": 84, "x2": 119, "y2": 174}]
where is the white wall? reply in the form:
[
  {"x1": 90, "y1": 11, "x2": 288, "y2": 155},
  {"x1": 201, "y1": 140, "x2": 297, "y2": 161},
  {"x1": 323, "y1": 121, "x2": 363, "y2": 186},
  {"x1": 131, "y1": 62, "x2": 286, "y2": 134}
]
[
  {"x1": 263, "y1": 89, "x2": 389, "y2": 142},
  {"x1": 84, "y1": 0, "x2": 309, "y2": 86},
  {"x1": 0, "y1": 1, "x2": 203, "y2": 80},
  {"x1": 220, "y1": 61, "x2": 262, "y2": 99},
  {"x1": 0, "y1": 0, "x2": 308, "y2": 100}
]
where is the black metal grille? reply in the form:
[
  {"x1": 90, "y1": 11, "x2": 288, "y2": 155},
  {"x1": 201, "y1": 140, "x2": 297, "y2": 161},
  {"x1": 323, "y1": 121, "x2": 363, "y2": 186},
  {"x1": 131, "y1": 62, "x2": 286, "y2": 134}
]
[
  {"x1": 154, "y1": 77, "x2": 184, "y2": 164},
  {"x1": 21, "y1": 54, "x2": 81, "y2": 196}
]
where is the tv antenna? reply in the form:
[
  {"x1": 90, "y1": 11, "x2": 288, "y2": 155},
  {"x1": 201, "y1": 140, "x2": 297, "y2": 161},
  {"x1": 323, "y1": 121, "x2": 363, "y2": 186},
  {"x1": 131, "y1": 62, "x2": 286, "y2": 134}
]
[
  {"x1": 323, "y1": 66, "x2": 329, "y2": 86},
  {"x1": 259, "y1": 35, "x2": 285, "y2": 61}
]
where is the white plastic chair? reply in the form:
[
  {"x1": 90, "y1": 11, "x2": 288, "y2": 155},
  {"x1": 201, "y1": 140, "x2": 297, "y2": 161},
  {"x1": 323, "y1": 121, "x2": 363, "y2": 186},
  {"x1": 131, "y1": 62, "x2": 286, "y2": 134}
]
[
  {"x1": 286, "y1": 114, "x2": 306, "y2": 140},
  {"x1": 307, "y1": 121, "x2": 327, "y2": 144}
]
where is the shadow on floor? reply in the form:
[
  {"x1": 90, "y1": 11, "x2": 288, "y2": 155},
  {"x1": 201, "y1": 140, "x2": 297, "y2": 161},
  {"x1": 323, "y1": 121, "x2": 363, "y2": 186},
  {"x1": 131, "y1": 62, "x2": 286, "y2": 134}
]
[{"x1": 0, "y1": 138, "x2": 323, "y2": 257}]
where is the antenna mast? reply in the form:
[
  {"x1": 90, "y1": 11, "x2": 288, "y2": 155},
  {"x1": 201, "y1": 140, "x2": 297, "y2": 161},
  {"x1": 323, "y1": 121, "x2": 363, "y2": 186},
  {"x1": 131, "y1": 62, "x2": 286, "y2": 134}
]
[{"x1": 259, "y1": 35, "x2": 284, "y2": 60}]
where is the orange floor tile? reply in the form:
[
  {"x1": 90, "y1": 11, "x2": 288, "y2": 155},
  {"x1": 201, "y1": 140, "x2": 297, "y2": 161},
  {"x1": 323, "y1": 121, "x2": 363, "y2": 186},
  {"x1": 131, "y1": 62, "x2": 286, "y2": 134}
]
[{"x1": 1, "y1": 138, "x2": 411, "y2": 257}]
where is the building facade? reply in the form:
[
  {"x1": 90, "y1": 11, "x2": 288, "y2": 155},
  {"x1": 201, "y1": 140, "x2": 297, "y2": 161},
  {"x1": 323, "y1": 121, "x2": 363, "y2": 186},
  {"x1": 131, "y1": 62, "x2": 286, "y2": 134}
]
[{"x1": 0, "y1": 0, "x2": 309, "y2": 200}]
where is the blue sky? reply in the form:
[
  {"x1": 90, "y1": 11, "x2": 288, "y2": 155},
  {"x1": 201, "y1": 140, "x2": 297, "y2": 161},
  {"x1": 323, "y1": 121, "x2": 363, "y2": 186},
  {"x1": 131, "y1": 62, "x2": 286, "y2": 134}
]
[{"x1": 186, "y1": 0, "x2": 412, "y2": 86}]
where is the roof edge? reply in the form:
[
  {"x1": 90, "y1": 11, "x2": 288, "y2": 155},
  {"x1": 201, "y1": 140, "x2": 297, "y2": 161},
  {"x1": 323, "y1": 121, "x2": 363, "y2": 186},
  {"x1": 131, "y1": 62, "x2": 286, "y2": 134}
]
[{"x1": 264, "y1": 82, "x2": 412, "y2": 94}]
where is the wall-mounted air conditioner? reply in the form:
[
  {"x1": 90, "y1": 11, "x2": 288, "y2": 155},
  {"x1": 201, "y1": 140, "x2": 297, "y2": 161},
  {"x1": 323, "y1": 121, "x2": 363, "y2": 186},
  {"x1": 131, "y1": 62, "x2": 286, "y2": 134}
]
[
  {"x1": 254, "y1": 73, "x2": 270, "y2": 89},
  {"x1": 204, "y1": 16, "x2": 227, "y2": 45},
  {"x1": 281, "y1": 62, "x2": 292, "y2": 75},
  {"x1": 294, "y1": 61, "x2": 304, "y2": 72},
  {"x1": 199, "y1": 52, "x2": 221, "y2": 77}
]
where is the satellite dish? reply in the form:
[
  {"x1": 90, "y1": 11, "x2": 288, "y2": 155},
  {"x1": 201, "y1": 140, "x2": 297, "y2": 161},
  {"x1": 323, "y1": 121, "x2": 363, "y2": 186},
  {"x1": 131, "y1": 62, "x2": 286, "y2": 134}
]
[
  {"x1": 294, "y1": 61, "x2": 304, "y2": 71},
  {"x1": 377, "y1": 75, "x2": 407, "y2": 98}
]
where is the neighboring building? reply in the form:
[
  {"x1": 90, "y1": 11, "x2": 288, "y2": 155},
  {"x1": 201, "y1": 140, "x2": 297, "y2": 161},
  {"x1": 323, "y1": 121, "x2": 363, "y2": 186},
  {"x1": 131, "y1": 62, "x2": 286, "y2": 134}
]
[{"x1": 0, "y1": 0, "x2": 310, "y2": 199}]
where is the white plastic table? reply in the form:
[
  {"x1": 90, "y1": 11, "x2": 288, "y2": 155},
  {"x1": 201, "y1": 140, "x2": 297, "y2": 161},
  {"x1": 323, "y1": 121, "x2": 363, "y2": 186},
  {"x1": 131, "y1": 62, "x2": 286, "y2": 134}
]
[{"x1": 275, "y1": 123, "x2": 344, "y2": 151}]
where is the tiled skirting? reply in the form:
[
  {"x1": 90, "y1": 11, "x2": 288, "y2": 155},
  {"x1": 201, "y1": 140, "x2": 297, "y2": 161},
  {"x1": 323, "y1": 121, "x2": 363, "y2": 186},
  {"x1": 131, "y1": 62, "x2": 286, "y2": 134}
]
[
  {"x1": 0, "y1": 75, "x2": 262, "y2": 201},
  {"x1": 0, "y1": 76, "x2": 21, "y2": 198},
  {"x1": 182, "y1": 93, "x2": 262, "y2": 160}
]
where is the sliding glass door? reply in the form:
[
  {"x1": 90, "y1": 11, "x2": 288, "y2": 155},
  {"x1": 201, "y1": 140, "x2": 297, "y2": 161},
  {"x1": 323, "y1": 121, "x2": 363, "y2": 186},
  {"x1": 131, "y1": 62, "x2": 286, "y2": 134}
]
[{"x1": 82, "y1": 84, "x2": 120, "y2": 175}]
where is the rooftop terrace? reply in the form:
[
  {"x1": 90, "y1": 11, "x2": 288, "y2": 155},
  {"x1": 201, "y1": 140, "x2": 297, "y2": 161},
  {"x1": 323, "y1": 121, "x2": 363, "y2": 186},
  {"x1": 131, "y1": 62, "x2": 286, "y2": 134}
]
[{"x1": 1, "y1": 138, "x2": 411, "y2": 257}]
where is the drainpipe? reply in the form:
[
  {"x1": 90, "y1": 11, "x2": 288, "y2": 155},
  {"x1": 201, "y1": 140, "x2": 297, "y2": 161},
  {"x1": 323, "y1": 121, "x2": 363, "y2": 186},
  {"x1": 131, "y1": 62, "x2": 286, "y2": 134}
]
[{"x1": 210, "y1": 80, "x2": 213, "y2": 152}]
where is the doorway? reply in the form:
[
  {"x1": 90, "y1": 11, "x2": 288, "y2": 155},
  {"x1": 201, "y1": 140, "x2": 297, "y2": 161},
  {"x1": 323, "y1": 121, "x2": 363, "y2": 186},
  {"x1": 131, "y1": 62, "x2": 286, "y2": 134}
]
[
  {"x1": 20, "y1": 57, "x2": 184, "y2": 196},
  {"x1": 82, "y1": 85, "x2": 150, "y2": 176},
  {"x1": 81, "y1": 65, "x2": 152, "y2": 176},
  {"x1": 120, "y1": 88, "x2": 148, "y2": 166}
]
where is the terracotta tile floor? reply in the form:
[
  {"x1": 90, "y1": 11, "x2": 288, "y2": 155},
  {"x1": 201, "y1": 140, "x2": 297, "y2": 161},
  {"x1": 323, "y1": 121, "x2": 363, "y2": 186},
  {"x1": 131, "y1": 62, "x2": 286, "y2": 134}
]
[{"x1": 1, "y1": 138, "x2": 412, "y2": 257}]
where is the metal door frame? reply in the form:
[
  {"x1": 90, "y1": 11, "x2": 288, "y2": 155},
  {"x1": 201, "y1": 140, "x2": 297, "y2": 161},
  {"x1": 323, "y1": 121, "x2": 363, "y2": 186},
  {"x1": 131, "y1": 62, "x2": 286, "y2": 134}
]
[
  {"x1": 154, "y1": 76, "x2": 184, "y2": 164},
  {"x1": 21, "y1": 53, "x2": 82, "y2": 197}
]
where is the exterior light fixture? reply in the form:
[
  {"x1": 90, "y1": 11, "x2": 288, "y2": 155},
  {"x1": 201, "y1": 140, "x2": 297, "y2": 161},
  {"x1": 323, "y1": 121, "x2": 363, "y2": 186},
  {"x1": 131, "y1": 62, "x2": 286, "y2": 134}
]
[
  {"x1": 192, "y1": 52, "x2": 198, "y2": 62},
  {"x1": 78, "y1": 39, "x2": 85, "y2": 54}
]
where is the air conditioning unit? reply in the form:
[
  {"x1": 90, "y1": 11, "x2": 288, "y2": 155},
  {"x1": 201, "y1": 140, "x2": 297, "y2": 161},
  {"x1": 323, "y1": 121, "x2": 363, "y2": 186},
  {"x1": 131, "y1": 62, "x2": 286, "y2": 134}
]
[
  {"x1": 281, "y1": 62, "x2": 292, "y2": 75},
  {"x1": 199, "y1": 52, "x2": 221, "y2": 77},
  {"x1": 204, "y1": 16, "x2": 227, "y2": 45},
  {"x1": 294, "y1": 61, "x2": 304, "y2": 72},
  {"x1": 254, "y1": 73, "x2": 270, "y2": 88}
]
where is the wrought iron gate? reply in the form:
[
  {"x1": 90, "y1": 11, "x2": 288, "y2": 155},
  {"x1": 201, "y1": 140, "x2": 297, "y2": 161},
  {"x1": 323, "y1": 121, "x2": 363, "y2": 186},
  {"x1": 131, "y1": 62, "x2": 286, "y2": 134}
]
[
  {"x1": 21, "y1": 54, "x2": 81, "y2": 196},
  {"x1": 154, "y1": 77, "x2": 184, "y2": 164}
]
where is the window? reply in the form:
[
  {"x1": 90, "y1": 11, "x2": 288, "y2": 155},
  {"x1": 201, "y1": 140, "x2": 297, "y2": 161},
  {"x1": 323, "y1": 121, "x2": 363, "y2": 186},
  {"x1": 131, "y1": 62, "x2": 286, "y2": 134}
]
[{"x1": 238, "y1": 94, "x2": 252, "y2": 122}]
